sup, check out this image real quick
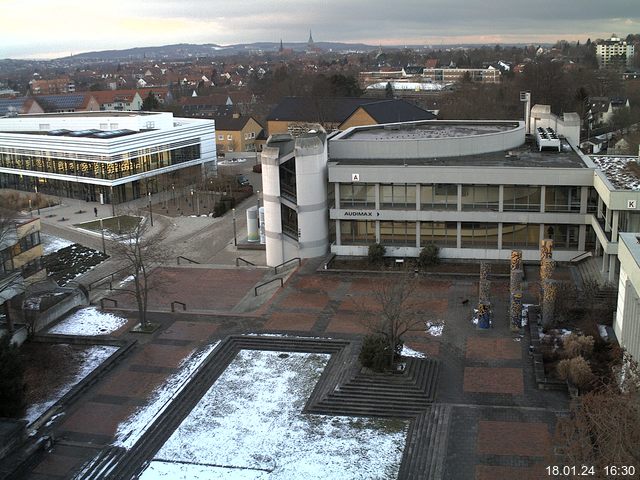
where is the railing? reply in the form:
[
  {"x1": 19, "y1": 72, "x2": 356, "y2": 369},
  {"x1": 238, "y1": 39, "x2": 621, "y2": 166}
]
[
  {"x1": 171, "y1": 301, "x2": 187, "y2": 312},
  {"x1": 254, "y1": 277, "x2": 284, "y2": 296},
  {"x1": 88, "y1": 266, "x2": 130, "y2": 291},
  {"x1": 570, "y1": 251, "x2": 593, "y2": 263},
  {"x1": 177, "y1": 256, "x2": 200, "y2": 265},
  {"x1": 235, "y1": 257, "x2": 256, "y2": 267},
  {"x1": 274, "y1": 257, "x2": 301, "y2": 274},
  {"x1": 100, "y1": 298, "x2": 118, "y2": 309}
]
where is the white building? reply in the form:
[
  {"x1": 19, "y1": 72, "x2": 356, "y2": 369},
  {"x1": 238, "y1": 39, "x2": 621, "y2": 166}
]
[
  {"x1": 0, "y1": 111, "x2": 216, "y2": 203},
  {"x1": 615, "y1": 233, "x2": 640, "y2": 361},
  {"x1": 596, "y1": 35, "x2": 635, "y2": 68},
  {"x1": 260, "y1": 130, "x2": 329, "y2": 267}
]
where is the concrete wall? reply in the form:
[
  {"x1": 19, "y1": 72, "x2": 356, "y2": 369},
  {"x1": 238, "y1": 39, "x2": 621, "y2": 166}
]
[
  {"x1": 295, "y1": 134, "x2": 329, "y2": 259},
  {"x1": 615, "y1": 233, "x2": 640, "y2": 361}
]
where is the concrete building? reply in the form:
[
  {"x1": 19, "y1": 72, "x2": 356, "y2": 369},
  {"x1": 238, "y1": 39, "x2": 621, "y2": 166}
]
[
  {"x1": 0, "y1": 111, "x2": 216, "y2": 203},
  {"x1": 0, "y1": 215, "x2": 45, "y2": 305},
  {"x1": 260, "y1": 129, "x2": 329, "y2": 267},
  {"x1": 328, "y1": 119, "x2": 597, "y2": 264},
  {"x1": 615, "y1": 232, "x2": 640, "y2": 361},
  {"x1": 596, "y1": 35, "x2": 635, "y2": 69}
]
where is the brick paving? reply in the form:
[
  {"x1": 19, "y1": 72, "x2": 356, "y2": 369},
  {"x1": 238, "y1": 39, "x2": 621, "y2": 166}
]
[
  {"x1": 464, "y1": 367, "x2": 525, "y2": 395},
  {"x1": 19, "y1": 259, "x2": 572, "y2": 480},
  {"x1": 476, "y1": 420, "x2": 551, "y2": 456},
  {"x1": 466, "y1": 337, "x2": 522, "y2": 360}
]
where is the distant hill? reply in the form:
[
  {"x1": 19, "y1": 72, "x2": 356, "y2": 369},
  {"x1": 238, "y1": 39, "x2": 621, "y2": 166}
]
[{"x1": 58, "y1": 42, "x2": 381, "y2": 61}]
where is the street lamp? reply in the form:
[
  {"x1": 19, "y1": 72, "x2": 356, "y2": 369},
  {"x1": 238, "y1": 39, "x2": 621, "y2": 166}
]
[
  {"x1": 100, "y1": 218, "x2": 107, "y2": 254},
  {"x1": 232, "y1": 207, "x2": 237, "y2": 246},
  {"x1": 34, "y1": 185, "x2": 40, "y2": 215},
  {"x1": 148, "y1": 191, "x2": 154, "y2": 226},
  {"x1": 191, "y1": 189, "x2": 194, "y2": 213}
]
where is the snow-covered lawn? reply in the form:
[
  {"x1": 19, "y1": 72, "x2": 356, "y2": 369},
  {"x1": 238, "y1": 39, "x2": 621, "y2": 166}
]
[
  {"x1": 24, "y1": 345, "x2": 118, "y2": 425},
  {"x1": 48, "y1": 307, "x2": 128, "y2": 336},
  {"x1": 140, "y1": 350, "x2": 407, "y2": 480},
  {"x1": 114, "y1": 342, "x2": 219, "y2": 449},
  {"x1": 40, "y1": 234, "x2": 74, "y2": 255}
]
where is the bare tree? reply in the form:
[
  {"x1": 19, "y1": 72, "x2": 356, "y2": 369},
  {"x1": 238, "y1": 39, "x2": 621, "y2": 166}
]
[
  {"x1": 357, "y1": 275, "x2": 427, "y2": 368},
  {"x1": 555, "y1": 351, "x2": 640, "y2": 474},
  {"x1": 108, "y1": 215, "x2": 166, "y2": 329}
]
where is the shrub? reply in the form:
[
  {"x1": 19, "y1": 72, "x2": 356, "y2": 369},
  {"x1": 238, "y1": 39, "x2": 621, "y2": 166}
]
[
  {"x1": 367, "y1": 243, "x2": 386, "y2": 266},
  {"x1": 0, "y1": 336, "x2": 26, "y2": 418},
  {"x1": 359, "y1": 334, "x2": 392, "y2": 372},
  {"x1": 418, "y1": 243, "x2": 440, "y2": 267},
  {"x1": 556, "y1": 356, "x2": 594, "y2": 389},
  {"x1": 563, "y1": 334, "x2": 595, "y2": 359}
]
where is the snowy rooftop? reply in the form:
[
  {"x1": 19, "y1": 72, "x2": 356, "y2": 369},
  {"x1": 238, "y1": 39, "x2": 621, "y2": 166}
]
[
  {"x1": 342, "y1": 121, "x2": 518, "y2": 140},
  {"x1": 591, "y1": 155, "x2": 640, "y2": 190}
]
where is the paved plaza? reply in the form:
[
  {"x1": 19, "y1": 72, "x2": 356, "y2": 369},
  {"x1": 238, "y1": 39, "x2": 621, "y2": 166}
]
[{"x1": 11, "y1": 192, "x2": 569, "y2": 479}]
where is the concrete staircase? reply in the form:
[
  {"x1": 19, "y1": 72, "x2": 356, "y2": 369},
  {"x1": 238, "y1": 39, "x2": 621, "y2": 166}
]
[
  {"x1": 307, "y1": 357, "x2": 440, "y2": 418},
  {"x1": 397, "y1": 404, "x2": 452, "y2": 480}
]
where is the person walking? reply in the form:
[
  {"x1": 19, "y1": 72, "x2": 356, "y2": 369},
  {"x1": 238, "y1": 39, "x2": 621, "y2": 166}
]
[{"x1": 94, "y1": 207, "x2": 98, "y2": 217}]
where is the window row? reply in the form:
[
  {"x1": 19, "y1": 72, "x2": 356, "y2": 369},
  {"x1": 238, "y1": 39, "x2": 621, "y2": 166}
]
[
  {"x1": 338, "y1": 183, "x2": 589, "y2": 213},
  {"x1": 339, "y1": 221, "x2": 580, "y2": 249},
  {"x1": 0, "y1": 145, "x2": 200, "y2": 180}
]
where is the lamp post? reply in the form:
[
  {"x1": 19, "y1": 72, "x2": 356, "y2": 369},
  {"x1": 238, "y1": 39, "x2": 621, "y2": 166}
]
[
  {"x1": 148, "y1": 191, "x2": 154, "y2": 226},
  {"x1": 110, "y1": 186, "x2": 115, "y2": 217},
  {"x1": 232, "y1": 207, "x2": 237, "y2": 246},
  {"x1": 100, "y1": 218, "x2": 106, "y2": 254},
  {"x1": 191, "y1": 189, "x2": 194, "y2": 213},
  {"x1": 34, "y1": 185, "x2": 40, "y2": 215}
]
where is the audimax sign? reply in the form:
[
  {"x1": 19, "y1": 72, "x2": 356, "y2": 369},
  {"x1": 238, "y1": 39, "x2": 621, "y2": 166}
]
[{"x1": 342, "y1": 210, "x2": 381, "y2": 218}]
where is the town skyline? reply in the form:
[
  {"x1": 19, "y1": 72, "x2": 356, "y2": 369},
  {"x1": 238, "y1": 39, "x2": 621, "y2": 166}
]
[{"x1": 2, "y1": 0, "x2": 638, "y2": 60}]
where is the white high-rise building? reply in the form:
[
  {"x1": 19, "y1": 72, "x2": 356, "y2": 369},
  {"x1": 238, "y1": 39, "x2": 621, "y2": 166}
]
[{"x1": 596, "y1": 35, "x2": 635, "y2": 68}]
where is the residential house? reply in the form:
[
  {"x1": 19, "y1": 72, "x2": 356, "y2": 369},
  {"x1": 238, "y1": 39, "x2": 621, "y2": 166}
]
[
  {"x1": 32, "y1": 93, "x2": 100, "y2": 113},
  {"x1": 266, "y1": 97, "x2": 436, "y2": 136},
  {"x1": 587, "y1": 97, "x2": 631, "y2": 128},
  {"x1": 29, "y1": 77, "x2": 75, "y2": 95},
  {"x1": 91, "y1": 90, "x2": 144, "y2": 111},
  {"x1": 214, "y1": 115, "x2": 264, "y2": 153},
  {"x1": 0, "y1": 98, "x2": 45, "y2": 116}
]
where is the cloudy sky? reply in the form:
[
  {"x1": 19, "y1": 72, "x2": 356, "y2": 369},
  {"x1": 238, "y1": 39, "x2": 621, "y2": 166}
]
[{"x1": 2, "y1": 0, "x2": 638, "y2": 59}]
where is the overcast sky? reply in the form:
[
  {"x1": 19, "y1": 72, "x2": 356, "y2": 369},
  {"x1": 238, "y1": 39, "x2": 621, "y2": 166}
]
[{"x1": 2, "y1": 0, "x2": 638, "y2": 59}]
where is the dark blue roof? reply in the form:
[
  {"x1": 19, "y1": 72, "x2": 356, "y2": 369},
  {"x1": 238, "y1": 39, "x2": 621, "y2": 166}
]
[{"x1": 36, "y1": 94, "x2": 85, "y2": 110}]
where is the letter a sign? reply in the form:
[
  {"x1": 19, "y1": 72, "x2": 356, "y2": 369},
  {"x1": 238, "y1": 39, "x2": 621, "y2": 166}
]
[{"x1": 351, "y1": 173, "x2": 360, "y2": 182}]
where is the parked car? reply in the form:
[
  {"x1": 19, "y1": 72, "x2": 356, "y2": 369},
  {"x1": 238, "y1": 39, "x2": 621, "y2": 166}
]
[{"x1": 235, "y1": 174, "x2": 250, "y2": 186}]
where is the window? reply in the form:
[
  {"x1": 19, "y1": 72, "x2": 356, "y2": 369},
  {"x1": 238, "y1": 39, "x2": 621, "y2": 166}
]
[
  {"x1": 227, "y1": 145, "x2": 233, "y2": 151},
  {"x1": 461, "y1": 185, "x2": 499, "y2": 211},
  {"x1": 545, "y1": 186, "x2": 581, "y2": 212},
  {"x1": 380, "y1": 184, "x2": 416, "y2": 209},
  {"x1": 281, "y1": 204, "x2": 298, "y2": 239},
  {"x1": 460, "y1": 223, "x2": 499, "y2": 248},
  {"x1": 251, "y1": 132, "x2": 256, "y2": 138},
  {"x1": 340, "y1": 183, "x2": 375, "y2": 208},
  {"x1": 218, "y1": 134, "x2": 224, "y2": 140},
  {"x1": 340, "y1": 220, "x2": 375, "y2": 245},
  {"x1": 545, "y1": 224, "x2": 579, "y2": 249},
  {"x1": 380, "y1": 221, "x2": 416, "y2": 245},
  {"x1": 227, "y1": 134, "x2": 233, "y2": 140},
  {"x1": 503, "y1": 186, "x2": 541, "y2": 212},
  {"x1": 420, "y1": 222, "x2": 457, "y2": 246},
  {"x1": 421, "y1": 184, "x2": 457, "y2": 210},
  {"x1": 502, "y1": 223, "x2": 540, "y2": 248}
]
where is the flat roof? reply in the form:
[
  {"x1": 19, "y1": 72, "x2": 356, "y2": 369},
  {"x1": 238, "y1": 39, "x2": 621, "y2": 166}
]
[
  {"x1": 330, "y1": 140, "x2": 588, "y2": 169},
  {"x1": 340, "y1": 121, "x2": 519, "y2": 141},
  {"x1": 590, "y1": 156, "x2": 640, "y2": 190}
]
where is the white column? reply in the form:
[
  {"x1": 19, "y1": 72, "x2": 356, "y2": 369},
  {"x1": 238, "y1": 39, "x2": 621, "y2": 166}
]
[
  {"x1": 540, "y1": 185, "x2": 546, "y2": 213},
  {"x1": 612, "y1": 210, "x2": 619, "y2": 242},
  {"x1": 261, "y1": 146, "x2": 284, "y2": 267},
  {"x1": 608, "y1": 255, "x2": 617, "y2": 283}
]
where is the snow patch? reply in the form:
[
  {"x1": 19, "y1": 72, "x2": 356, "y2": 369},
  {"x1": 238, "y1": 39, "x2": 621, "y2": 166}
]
[
  {"x1": 24, "y1": 345, "x2": 117, "y2": 425},
  {"x1": 48, "y1": 307, "x2": 127, "y2": 336},
  {"x1": 426, "y1": 320, "x2": 444, "y2": 336},
  {"x1": 141, "y1": 350, "x2": 407, "y2": 479},
  {"x1": 401, "y1": 345, "x2": 426, "y2": 358},
  {"x1": 114, "y1": 342, "x2": 220, "y2": 449},
  {"x1": 40, "y1": 234, "x2": 74, "y2": 255}
]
